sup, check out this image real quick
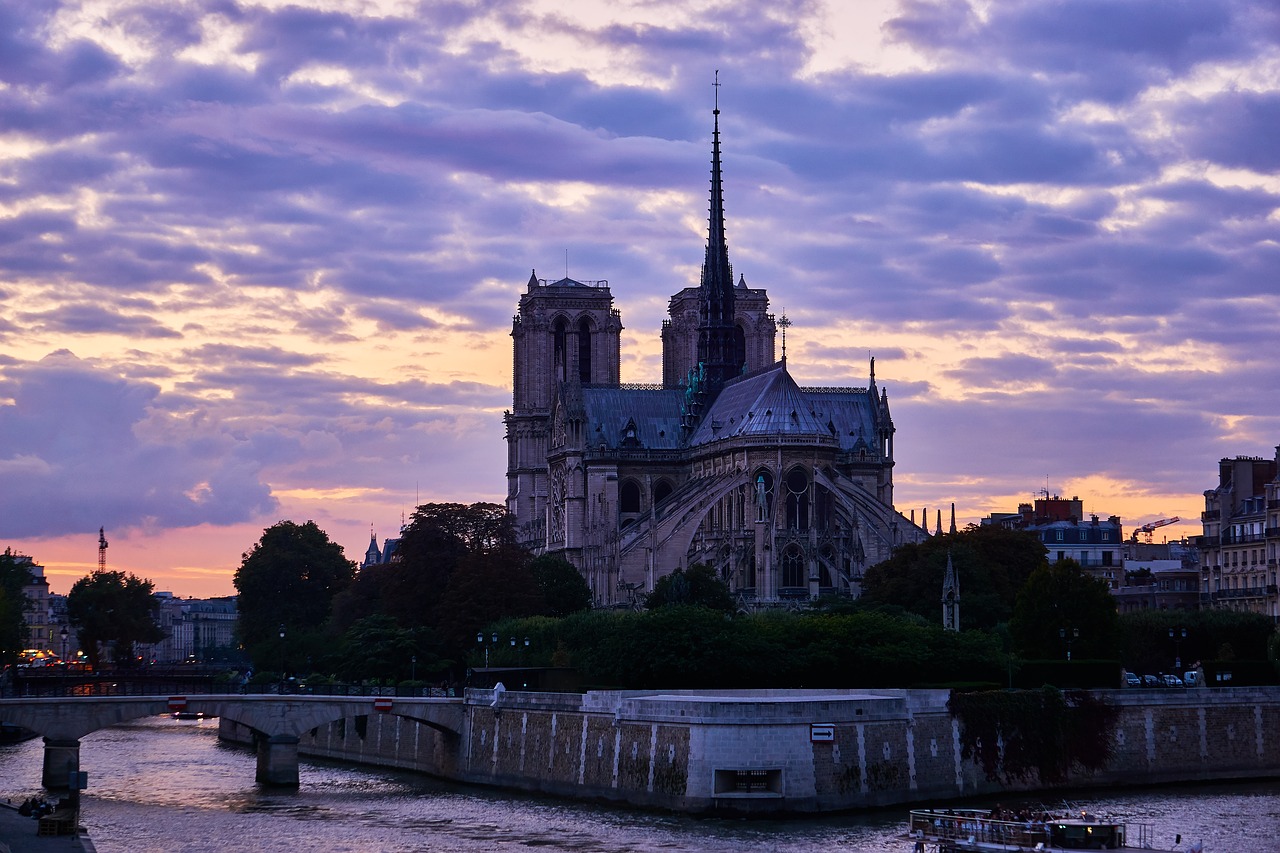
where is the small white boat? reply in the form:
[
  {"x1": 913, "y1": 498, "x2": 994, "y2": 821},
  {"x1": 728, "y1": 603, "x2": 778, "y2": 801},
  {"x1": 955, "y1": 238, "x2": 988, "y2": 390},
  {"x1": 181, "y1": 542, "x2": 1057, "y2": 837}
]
[{"x1": 905, "y1": 807, "x2": 1196, "y2": 852}]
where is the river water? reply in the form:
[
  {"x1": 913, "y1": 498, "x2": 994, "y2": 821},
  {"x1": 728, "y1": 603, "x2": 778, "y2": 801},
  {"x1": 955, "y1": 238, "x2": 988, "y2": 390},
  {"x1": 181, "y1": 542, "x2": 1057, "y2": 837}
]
[{"x1": 1, "y1": 716, "x2": 1276, "y2": 852}]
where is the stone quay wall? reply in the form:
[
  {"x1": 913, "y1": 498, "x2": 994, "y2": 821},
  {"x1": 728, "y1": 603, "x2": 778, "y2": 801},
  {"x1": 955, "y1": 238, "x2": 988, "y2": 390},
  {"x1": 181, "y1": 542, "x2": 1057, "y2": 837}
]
[{"x1": 219, "y1": 687, "x2": 1280, "y2": 814}]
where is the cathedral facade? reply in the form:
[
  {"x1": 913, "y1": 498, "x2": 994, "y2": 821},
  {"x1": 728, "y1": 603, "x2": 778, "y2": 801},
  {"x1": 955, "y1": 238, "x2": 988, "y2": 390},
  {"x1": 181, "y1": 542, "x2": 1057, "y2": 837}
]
[{"x1": 504, "y1": 106, "x2": 925, "y2": 606}]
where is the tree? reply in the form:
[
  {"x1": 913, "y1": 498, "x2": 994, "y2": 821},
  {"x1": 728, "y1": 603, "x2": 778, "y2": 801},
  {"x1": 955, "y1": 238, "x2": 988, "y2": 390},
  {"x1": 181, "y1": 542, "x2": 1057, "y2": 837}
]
[
  {"x1": 646, "y1": 564, "x2": 735, "y2": 613},
  {"x1": 529, "y1": 554, "x2": 592, "y2": 616},
  {"x1": 356, "y1": 502, "x2": 521, "y2": 630},
  {"x1": 0, "y1": 549, "x2": 31, "y2": 666},
  {"x1": 1009, "y1": 559, "x2": 1120, "y2": 660},
  {"x1": 66, "y1": 570, "x2": 164, "y2": 668},
  {"x1": 234, "y1": 520, "x2": 355, "y2": 670},
  {"x1": 860, "y1": 525, "x2": 1048, "y2": 630},
  {"x1": 332, "y1": 615, "x2": 446, "y2": 683}
]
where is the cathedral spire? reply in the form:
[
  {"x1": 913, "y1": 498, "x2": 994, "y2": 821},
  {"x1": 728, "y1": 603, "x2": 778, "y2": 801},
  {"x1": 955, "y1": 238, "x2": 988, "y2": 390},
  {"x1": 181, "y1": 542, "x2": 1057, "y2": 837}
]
[{"x1": 696, "y1": 70, "x2": 740, "y2": 391}]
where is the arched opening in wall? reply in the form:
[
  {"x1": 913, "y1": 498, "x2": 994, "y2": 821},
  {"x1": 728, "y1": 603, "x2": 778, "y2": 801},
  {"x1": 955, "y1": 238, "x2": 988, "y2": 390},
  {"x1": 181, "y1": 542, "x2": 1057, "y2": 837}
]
[
  {"x1": 781, "y1": 544, "x2": 806, "y2": 590},
  {"x1": 653, "y1": 479, "x2": 673, "y2": 506},
  {"x1": 813, "y1": 484, "x2": 834, "y2": 531},
  {"x1": 819, "y1": 546, "x2": 837, "y2": 590},
  {"x1": 578, "y1": 317, "x2": 592, "y2": 384},
  {"x1": 553, "y1": 317, "x2": 568, "y2": 382},
  {"x1": 785, "y1": 467, "x2": 809, "y2": 530},
  {"x1": 744, "y1": 549, "x2": 756, "y2": 592},
  {"x1": 754, "y1": 469, "x2": 774, "y2": 522},
  {"x1": 619, "y1": 480, "x2": 641, "y2": 516},
  {"x1": 733, "y1": 323, "x2": 747, "y2": 373}
]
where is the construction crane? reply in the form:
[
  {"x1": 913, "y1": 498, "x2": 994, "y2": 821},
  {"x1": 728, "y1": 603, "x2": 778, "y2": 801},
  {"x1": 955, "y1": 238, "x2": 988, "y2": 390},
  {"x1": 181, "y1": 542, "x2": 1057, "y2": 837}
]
[
  {"x1": 98, "y1": 527, "x2": 109, "y2": 572},
  {"x1": 1129, "y1": 516, "x2": 1180, "y2": 544}
]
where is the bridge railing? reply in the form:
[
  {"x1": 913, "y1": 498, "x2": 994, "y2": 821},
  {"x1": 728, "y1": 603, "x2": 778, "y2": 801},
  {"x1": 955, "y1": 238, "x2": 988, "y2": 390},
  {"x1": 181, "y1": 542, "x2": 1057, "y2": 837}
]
[{"x1": 3, "y1": 674, "x2": 458, "y2": 700}]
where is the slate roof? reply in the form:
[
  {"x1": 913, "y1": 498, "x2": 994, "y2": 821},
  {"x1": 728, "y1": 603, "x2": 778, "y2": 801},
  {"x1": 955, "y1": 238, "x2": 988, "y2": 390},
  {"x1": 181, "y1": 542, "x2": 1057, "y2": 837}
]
[
  {"x1": 568, "y1": 362, "x2": 881, "y2": 453},
  {"x1": 688, "y1": 362, "x2": 879, "y2": 449},
  {"x1": 579, "y1": 386, "x2": 685, "y2": 451}
]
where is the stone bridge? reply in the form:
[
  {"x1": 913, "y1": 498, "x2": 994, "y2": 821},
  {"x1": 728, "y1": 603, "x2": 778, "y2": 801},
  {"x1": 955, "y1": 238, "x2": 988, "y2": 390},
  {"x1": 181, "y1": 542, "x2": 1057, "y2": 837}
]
[{"x1": 0, "y1": 694, "x2": 465, "y2": 787}]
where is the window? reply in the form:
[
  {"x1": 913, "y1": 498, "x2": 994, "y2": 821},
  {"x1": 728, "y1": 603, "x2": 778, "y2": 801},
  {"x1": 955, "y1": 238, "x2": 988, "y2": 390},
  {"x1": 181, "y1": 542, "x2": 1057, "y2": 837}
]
[
  {"x1": 782, "y1": 545, "x2": 806, "y2": 588},
  {"x1": 1055, "y1": 530, "x2": 1064, "y2": 541},
  {"x1": 578, "y1": 317, "x2": 592, "y2": 383},
  {"x1": 619, "y1": 480, "x2": 641, "y2": 514}
]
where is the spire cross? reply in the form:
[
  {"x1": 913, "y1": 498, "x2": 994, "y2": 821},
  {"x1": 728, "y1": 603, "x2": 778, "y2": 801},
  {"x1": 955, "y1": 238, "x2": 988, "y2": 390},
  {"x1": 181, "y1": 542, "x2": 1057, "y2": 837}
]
[
  {"x1": 778, "y1": 311, "x2": 791, "y2": 360},
  {"x1": 713, "y1": 69, "x2": 720, "y2": 113}
]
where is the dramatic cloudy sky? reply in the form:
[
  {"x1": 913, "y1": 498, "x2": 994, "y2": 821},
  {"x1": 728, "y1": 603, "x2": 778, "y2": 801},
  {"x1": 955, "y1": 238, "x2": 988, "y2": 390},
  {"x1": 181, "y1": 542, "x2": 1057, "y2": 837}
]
[{"x1": 3, "y1": 0, "x2": 1278, "y2": 597}]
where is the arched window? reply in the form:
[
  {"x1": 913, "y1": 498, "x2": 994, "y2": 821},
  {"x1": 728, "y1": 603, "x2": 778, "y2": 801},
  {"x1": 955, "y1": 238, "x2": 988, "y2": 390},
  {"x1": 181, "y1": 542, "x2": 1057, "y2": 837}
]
[
  {"x1": 620, "y1": 480, "x2": 641, "y2": 514},
  {"x1": 553, "y1": 317, "x2": 568, "y2": 382},
  {"x1": 578, "y1": 317, "x2": 592, "y2": 383},
  {"x1": 653, "y1": 479, "x2": 673, "y2": 506},
  {"x1": 785, "y1": 467, "x2": 809, "y2": 530},
  {"x1": 733, "y1": 323, "x2": 747, "y2": 373},
  {"x1": 754, "y1": 469, "x2": 774, "y2": 522},
  {"x1": 782, "y1": 545, "x2": 806, "y2": 589}
]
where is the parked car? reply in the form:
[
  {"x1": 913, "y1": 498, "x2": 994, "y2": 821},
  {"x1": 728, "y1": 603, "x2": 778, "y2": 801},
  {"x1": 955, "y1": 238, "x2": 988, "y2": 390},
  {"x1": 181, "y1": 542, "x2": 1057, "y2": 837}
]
[
  {"x1": 1142, "y1": 674, "x2": 1160, "y2": 687},
  {"x1": 1162, "y1": 674, "x2": 1184, "y2": 687},
  {"x1": 1124, "y1": 673, "x2": 1142, "y2": 687}
]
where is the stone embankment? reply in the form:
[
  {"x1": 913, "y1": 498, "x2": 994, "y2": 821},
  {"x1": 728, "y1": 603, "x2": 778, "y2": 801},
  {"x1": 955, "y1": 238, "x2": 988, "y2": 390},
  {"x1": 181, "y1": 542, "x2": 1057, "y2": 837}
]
[{"x1": 219, "y1": 686, "x2": 1280, "y2": 814}]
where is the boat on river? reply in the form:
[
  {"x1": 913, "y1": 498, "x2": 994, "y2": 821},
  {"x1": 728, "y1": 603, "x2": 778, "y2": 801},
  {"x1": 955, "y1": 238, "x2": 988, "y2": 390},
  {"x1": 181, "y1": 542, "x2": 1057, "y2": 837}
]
[{"x1": 905, "y1": 807, "x2": 1195, "y2": 851}]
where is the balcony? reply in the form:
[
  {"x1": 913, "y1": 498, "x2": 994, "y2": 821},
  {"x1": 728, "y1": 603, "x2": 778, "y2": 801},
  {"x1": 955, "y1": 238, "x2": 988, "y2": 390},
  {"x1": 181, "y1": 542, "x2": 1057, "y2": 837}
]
[
  {"x1": 1202, "y1": 510, "x2": 1220, "y2": 522},
  {"x1": 1221, "y1": 531, "x2": 1266, "y2": 545},
  {"x1": 1199, "y1": 535, "x2": 1219, "y2": 549},
  {"x1": 1267, "y1": 527, "x2": 1280, "y2": 537}
]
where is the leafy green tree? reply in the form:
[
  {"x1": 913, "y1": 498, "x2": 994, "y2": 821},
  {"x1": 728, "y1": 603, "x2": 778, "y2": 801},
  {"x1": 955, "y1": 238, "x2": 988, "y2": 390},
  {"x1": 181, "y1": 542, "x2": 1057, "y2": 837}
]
[
  {"x1": 0, "y1": 549, "x2": 32, "y2": 665},
  {"x1": 66, "y1": 570, "x2": 164, "y2": 668},
  {"x1": 437, "y1": 550, "x2": 545, "y2": 657},
  {"x1": 346, "y1": 503, "x2": 522, "y2": 631},
  {"x1": 234, "y1": 520, "x2": 355, "y2": 670},
  {"x1": 529, "y1": 554, "x2": 592, "y2": 616},
  {"x1": 646, "y1": 563, "x2": 735, "y2": 613},
  {"x1": 332, "y1": 615, "x2": 446, "y2": 683},
  {"x1": 860, "y1": 525, "x2": 1048, "y2": 630},
  {"x1": 1009, "y1": 559, "x2": 1120, "y2": 660},
  {"x1": 1119, "y1": 608, "x2": 1275, "y2": 674}
]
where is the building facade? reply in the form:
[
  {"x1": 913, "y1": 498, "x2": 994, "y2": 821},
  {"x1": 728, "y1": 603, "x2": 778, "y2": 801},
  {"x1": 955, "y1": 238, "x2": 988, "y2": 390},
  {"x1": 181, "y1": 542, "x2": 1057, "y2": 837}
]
[
  {"x1": 504, "y1": 106, "x2": 924, "y2": 606},
  {"x1": 982, "y1": 495, "x2": 1124, "y2": 574},
  {"x1": 1198, "y1": 447, "x2": 1280, "y2": 620}
]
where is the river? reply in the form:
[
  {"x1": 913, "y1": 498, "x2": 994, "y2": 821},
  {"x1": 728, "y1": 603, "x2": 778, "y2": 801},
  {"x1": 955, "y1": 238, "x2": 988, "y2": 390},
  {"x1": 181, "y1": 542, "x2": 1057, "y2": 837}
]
[{"x1": 1, "y1": 716, "x2": 1276, "y2": 852}]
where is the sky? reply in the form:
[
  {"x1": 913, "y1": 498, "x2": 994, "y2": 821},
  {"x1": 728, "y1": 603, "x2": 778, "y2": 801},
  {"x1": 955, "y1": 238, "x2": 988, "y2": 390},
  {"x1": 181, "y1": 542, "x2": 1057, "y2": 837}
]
[{"x1": 2, "y1": 0, "x2": 1279, "y2": 598}]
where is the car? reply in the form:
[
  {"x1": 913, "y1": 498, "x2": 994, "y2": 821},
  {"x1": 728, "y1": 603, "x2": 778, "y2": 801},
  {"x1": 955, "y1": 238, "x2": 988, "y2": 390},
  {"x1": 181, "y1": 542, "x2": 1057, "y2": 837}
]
[
  {"x1": 1124, "y1": 673, "x2": 1142, "y2": 687},
  {"x1": 1142, "y1": 674, "x2": 1160, "y2": 687},
  {"x1": 1162, "y1": 674, "x2": 1184, "y2": 687}
]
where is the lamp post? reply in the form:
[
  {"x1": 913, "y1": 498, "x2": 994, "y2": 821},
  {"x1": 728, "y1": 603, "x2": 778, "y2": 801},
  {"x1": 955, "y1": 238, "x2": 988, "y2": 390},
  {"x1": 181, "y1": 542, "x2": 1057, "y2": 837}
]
[
  {"x1": 278, "y1": 624, "x2": 286, "y2": 694},
  {"x1": 476, "y1": 632, "x2": 499, "y2": 667},
  {"x1": 410, "y1": 655, "x2": 417, "y2": 682},
  {"x1": 1059, "y1": 627, "x2": 1079, "y2": 661},
  {"x1": 1170, "y1": 626, "x2": 1187, "y2": 671},
  {"x1": 60, "y1": 625, "x2": 68, "y2": 664}
]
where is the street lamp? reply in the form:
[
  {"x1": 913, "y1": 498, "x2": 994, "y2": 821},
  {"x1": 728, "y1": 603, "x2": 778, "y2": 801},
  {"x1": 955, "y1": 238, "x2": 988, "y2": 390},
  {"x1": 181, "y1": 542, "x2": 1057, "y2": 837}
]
[
  {"x1": 1170, "y1": 626, "x2": 1187, "y2": 671},
  {"x1": 1059, "y1": 627, "x2": 1079, "y2": 661},
  {"x1": 410, "y1": 655, "x2": 417, "y2": 682},
  {"x1": 60, "y1": 625, "x2": 68, "y2": 664},
  {"x1": 476, "y1": 632, "x2": 499, "y2": 667},
  {"x1": 278, "y1": 624, "x2": 286, "y2": 694}
]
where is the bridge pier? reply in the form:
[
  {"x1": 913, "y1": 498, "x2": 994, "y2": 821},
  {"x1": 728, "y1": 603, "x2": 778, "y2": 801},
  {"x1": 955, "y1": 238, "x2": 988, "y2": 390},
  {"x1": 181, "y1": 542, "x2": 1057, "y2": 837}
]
[
  {"x1": 256, "y1": 733, "x2": 300, "y2": 786},
  {"x1": 42, "y1": 737, "x2": 80, "y2": 789}
]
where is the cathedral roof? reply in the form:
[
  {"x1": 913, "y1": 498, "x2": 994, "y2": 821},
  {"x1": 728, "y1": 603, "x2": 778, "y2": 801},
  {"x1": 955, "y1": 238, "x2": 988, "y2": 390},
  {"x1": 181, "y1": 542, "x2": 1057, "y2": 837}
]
[
  {"x1": 687, "y1": 362, "x2": 881, "y2": 450},
  {"x1": 579, "y1": 386, "x2": 685, "y2": 451}
]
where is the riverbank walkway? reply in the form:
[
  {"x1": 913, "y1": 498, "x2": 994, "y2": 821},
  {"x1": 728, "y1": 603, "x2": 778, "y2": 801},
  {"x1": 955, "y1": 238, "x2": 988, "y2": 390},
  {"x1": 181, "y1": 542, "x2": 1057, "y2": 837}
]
[{"x1": 0, "y1": 801, "x2": 93, "y2": 852}]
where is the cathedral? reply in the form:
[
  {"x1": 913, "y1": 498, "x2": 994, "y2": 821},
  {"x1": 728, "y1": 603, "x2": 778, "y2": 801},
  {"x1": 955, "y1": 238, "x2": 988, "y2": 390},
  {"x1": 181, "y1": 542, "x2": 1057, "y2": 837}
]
[{"x1": 504, "y1": 102, "x2": 925, "y2": 607}]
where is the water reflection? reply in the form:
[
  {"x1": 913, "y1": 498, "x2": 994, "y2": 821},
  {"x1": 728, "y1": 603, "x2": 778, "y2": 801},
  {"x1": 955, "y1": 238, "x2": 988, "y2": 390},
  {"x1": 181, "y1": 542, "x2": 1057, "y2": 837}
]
[{"x1": 0, "y1": 715, "x2": 1271, "y2": 852}]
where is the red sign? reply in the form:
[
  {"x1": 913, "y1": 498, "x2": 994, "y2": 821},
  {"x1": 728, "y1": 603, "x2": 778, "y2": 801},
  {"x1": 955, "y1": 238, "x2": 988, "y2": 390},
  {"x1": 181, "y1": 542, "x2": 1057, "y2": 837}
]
[
  {"x1": 168, "y1": 696, "x2": 187, "y2": 711},
  {"x1": 373, "y1": 697, "x2": 393, "y2": 713}
]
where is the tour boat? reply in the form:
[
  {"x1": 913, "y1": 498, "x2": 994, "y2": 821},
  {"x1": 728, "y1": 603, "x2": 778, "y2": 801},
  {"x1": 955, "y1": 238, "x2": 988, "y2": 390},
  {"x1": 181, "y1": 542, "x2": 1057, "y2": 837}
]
[{"x1": 905, "y1": 807, "x2": 1197, "y2": 851}]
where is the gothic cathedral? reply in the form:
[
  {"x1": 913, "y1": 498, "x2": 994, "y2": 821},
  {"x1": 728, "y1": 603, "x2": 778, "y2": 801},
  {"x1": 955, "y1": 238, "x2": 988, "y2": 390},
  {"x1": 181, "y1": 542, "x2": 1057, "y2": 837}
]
[{"x1": 504, "y1": 103, "x2": 925, "y2": 606}]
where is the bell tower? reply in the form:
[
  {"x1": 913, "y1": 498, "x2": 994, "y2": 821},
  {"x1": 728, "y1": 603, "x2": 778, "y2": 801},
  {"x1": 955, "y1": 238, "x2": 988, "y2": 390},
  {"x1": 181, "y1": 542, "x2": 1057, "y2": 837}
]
[{"x1": 506, "y1": 271, "x2": 621, "y2": 549}]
